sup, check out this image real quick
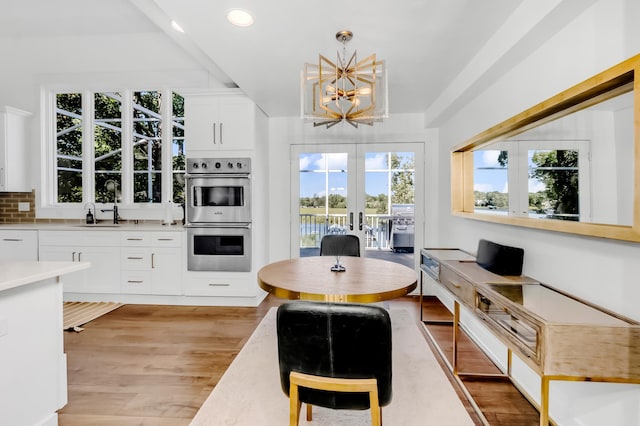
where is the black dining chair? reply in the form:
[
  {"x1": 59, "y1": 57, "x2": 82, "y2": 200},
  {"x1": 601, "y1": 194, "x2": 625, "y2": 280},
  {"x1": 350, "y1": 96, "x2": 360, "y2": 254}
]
[
  {"x1": 319, "y1": 234, "x2": 360, "y2": 257},
  {"x1": 276, "y1": 301, "x2": 392, "y2": 425}
]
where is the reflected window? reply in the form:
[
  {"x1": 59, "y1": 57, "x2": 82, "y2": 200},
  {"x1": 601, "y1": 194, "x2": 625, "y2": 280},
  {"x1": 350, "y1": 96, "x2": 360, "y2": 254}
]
[
  {"x1": 474, "y1": 149, "x2": 508, "y2": 215},
  {"x1": 474, "y1": 141, "x2": 589, "y2": 221},
  {"x1": 528, "y1": 149, "x2": 579, "y2": 220}
]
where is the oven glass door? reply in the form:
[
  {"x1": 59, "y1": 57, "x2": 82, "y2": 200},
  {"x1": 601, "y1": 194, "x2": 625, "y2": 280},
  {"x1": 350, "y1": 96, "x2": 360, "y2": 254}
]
[
  {"x1": 187, "y1": 176, "x2": 251, "y2": 223},
  {"x1": 187, "y1": 226, "x2": 252, "y2": 272}
]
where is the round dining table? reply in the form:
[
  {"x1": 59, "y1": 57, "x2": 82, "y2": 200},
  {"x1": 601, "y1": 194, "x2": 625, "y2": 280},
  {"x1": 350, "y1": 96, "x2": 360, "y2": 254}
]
[{"x1": 257, "y1": 256, "x2": 418, "y2": 303}]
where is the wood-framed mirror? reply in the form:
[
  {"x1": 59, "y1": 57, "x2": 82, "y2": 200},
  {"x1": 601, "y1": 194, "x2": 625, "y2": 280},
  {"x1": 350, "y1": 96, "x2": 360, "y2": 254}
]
[{"x1": 451, "y1": 54, "x2": 640, "y2": 242}]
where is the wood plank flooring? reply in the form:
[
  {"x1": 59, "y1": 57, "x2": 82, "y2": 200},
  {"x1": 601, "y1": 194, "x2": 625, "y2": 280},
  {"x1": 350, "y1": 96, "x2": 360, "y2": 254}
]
[
  {"x1": 420, "y1": 296, "x2": 540, "y2": 426},
  {"x1": 58, "y1": 295, "x2": 538, "y2": 425}
]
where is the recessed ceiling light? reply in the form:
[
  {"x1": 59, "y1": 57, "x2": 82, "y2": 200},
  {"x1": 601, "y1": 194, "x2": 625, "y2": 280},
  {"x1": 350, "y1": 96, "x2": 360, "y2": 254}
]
[
  {"x1": 171, "y1": 20, "x2": 184, "y2": 33},
  {"x1": 226, "y1": 9, "x2": 254, "y2": 27}
]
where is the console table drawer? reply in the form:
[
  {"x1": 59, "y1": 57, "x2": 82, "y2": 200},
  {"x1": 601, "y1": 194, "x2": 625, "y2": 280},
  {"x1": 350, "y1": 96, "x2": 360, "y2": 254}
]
[
  {"x1": 439, "y1": 265, "x2": 475, "y2": 307},
  {"x1": 475, "y1": 289, "x2": 540, "y2": 364}
]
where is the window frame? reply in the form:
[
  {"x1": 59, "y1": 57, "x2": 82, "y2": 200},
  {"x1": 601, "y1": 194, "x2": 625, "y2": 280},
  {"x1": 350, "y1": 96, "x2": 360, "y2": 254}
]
[
  {"x1": 41, "y1": 88, "x2": 184, "y2": 218},
  {"x1": 473, "y1": 140, "x2": 591, "y2": 220}
]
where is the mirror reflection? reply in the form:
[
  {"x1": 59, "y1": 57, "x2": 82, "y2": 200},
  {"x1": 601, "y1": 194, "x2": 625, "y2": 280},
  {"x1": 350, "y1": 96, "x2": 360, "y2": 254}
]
[{"x1": 472, "y1": 90, "x2": 634, "y2": 226}]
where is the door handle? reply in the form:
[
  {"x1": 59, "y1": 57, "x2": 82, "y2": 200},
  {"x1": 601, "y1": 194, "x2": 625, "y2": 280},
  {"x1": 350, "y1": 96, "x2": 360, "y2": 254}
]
[
  {"x1": 213, "y1": 123, "x2": 217, "y2": 144},
  {"x1": 359, "y1": 212, "x2": 363, "y2": 231},
  {"x1": 151, "y1": 253, "x2": 155, "y2": 269},
  {"x1": 220, "y1": 123, "x2": 223, "y2": 144},
  {"x1": 349, "y1": 212, "x2": 354, "y2": 231}
]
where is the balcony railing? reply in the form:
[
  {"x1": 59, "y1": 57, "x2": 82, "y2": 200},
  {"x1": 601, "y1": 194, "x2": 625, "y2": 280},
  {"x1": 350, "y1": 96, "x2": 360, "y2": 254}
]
[{"x1": 300, "y1": 214, "x2": 393, "y2": 250}]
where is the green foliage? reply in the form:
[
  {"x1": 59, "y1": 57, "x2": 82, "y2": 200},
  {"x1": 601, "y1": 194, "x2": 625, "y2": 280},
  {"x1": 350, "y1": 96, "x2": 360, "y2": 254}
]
[
  {"x1": 390, "y1": 153, "x2": 414, "y2": 204},
  {"x1": 56, "y1": 93, "x2": 83, "y2": 202},
  {"x1": 55, "y1": 91, "x2": 185, "y2": 204},
  {"x1": 530, "y1": 150, "x2": 578, "y2": 215},
  {"x1": 366, "y1": 193, "x2": 388, "y2": 214},
  {"x1": 474, "y1": 190, "x2": 508, "y2": 208}
]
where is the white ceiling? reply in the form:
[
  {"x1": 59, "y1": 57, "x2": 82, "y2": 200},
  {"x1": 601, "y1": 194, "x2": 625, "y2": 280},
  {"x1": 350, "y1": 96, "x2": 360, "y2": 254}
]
[
  {"x1": 2, "y1": 0, "x2": 598, "y2": 122},
  {"x1": 142, "y1": 0, "x2": 526, "y2": 118}
]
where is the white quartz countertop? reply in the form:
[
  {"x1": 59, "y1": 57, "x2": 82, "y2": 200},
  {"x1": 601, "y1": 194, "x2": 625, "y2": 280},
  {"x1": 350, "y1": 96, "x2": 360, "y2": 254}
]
[
  {"x1": 0, "y1": 222, "x2": 185, "y2": 231},
  {"x1": 0, "y1": 261, "x2": 90, "y2": 292}
]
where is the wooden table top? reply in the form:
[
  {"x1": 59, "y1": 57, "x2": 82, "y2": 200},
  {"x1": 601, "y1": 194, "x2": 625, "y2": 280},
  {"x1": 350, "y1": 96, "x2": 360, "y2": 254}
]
[{"x1": 257, "y1": 256, "x2": 418, "y2": 303}]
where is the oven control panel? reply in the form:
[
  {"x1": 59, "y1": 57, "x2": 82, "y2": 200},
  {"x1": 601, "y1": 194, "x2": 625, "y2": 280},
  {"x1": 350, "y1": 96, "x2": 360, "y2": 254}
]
[{"x1": 187, "y1": 157, "x2": 251, "y2": 174}]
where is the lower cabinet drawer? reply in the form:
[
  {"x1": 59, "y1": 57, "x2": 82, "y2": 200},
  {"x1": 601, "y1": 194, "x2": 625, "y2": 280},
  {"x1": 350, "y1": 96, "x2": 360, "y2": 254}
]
[
  {"x1": 121, "y1": 271, "x2": 152, "y2": 294},
  {"x1": 439, "y1": 266, "x2": 476, "y2": 307},
  {"x1": 121, "y1": 249, "x2": 150, "y2": 269},
  {"x1": 183, "y1": 275, "x2": 257, "y2": 297}
]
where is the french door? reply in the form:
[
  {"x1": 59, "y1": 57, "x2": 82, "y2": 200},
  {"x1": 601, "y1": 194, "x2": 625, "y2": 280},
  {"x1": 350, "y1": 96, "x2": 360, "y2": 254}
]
[{"x1": 290, "y1": 142, "x2": 424, "y2": 269}]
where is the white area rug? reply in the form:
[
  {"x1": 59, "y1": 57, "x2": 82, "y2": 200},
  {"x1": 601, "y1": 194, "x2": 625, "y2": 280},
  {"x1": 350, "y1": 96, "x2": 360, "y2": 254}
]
[{"x1": 191, "y1": 307, "x2": 473, "y2": 425}]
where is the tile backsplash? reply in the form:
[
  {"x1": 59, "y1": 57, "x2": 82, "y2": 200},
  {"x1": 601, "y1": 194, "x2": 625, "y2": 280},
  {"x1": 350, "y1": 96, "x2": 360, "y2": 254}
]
[{"x1": 0, "y1": 190, "x2": 36, "y2": 223}]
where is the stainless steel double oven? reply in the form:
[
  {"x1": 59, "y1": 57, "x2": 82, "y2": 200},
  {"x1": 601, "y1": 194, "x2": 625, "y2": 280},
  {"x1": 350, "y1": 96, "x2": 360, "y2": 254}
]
[{"x1": 185, "y1": 157, "x2": 252, "y2": 272}]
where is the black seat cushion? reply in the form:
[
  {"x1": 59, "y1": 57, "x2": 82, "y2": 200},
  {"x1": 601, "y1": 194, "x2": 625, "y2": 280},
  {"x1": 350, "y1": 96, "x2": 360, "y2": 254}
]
[
  {"x1": 276, "y1": 301, "x2": 392, "y2": 410},
  {"x1": 319, "y1": 234, "x2": 360, "y2": 257}
]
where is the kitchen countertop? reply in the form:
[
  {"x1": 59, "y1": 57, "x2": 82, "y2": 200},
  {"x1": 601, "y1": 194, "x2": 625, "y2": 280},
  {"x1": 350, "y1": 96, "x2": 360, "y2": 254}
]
[
  {"x1": 0, "y1": 260, "x2": 90, "y2": 292},
  {"x1": 0, "y1": 222, "x2": 185, "y2": 231}
]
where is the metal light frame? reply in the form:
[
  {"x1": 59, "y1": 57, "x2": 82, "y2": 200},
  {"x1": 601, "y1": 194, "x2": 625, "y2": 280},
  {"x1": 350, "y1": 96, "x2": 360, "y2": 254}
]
[{"x1": 301, "y1": 30, "x2": 388, "y2": 128}]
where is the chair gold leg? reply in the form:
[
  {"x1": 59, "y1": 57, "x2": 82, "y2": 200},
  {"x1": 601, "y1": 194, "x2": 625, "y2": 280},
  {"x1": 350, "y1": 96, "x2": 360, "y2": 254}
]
[
  {"x1": 370, "y1": 387, "x2": 381, "y2": 426},
  {"x1": 290, "y1": 371, "x2": 382, "y2": 426},
  {"x1": 290, "y1": 382, "x2": 301, "y2": 426},
  {"x1": 306, "y1": 403, "x2": 312, "y2": 421}
]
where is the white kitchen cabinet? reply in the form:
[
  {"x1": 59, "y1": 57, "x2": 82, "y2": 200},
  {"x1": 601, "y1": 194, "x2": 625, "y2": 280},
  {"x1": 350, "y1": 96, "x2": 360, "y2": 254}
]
[
  {"x1": 0, "y1": 106, "x2": 32, "y2": 192},
  {"x1": 121, "y1": 231, "x2": 182, "y2": 295},
  {"x1": 38, "y1": 231, "x2": 120, "y2": 294},
  {"x1": 0, "y1": 230, "x2": 38, "y2": 260},
  {"x1": 182, "y1": 272, "x2": 257, "y2": 297},
  {"x1": 184, "y1": 92, "x2": 256, "y2": 152}
]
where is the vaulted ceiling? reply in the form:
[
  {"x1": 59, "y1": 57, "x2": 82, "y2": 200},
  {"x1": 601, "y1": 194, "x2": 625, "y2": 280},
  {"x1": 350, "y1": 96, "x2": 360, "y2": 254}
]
[{"x1": 3, "y1": 0, "x2": 598, "y2": 124}]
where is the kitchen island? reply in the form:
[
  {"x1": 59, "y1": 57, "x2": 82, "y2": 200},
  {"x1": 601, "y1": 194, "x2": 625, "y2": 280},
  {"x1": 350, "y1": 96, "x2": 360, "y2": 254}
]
[{"x1": 0, "y1": 261, "x2": 89, "y2": 426}]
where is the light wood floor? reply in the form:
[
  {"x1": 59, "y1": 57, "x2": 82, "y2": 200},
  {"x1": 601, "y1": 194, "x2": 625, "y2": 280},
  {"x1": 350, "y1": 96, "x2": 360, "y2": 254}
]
[{"x1": 58, "y1": 295, "x2": 538, "y2": 425}]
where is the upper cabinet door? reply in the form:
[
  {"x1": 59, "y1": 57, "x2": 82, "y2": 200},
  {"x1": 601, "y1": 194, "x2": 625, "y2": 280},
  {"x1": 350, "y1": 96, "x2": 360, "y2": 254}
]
[
  {"x1": 184, "y1": 92, "x2": 256, "y2": 153},
  {"x1": 0, "y1": 106, "x2": 32, "y2": 192}
]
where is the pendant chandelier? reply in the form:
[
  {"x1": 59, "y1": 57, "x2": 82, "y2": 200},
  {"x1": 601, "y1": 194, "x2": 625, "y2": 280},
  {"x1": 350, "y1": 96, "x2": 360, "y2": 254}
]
[{"x1": 301, "y1": 30, "x2": 388, "y2": 128}]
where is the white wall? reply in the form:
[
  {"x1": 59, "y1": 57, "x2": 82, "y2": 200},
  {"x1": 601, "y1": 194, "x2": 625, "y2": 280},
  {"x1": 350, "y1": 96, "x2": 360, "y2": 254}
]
[
  {"x1": 436, "y1": 0, "x2": 640, "y2": 424},
  {"x1": 0, "y1": 31, "x2": 216, "y2": 207}
]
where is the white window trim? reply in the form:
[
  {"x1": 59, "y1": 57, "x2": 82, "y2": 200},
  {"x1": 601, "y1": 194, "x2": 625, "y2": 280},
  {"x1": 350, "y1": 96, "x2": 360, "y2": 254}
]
[
  {"x1": 39, "y1": 88, "x2": 180, "y2": 221},
  {"x1": 489, "y1": 139, "x2": 591, "y2": 220}
]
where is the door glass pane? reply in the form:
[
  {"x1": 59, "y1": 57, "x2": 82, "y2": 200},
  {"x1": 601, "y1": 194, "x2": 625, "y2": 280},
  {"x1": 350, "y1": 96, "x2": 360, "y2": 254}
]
[
  {"x1": 364, "y1": 151, "x2": 415, "y2": 269},
  {"x1": 474, "y1": 149, "x2": 508, "y2": 214},
  {"x1": 56, "y1": 93, "x2": 83, "y2": 203},
  {"x1": 299, "y1": 152, "x2": 348, "y2": 256}
]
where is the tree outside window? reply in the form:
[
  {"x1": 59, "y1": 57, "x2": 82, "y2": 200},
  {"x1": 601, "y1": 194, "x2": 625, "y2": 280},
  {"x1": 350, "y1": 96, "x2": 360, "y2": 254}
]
[
  {"x1": 54, "y1": 90, "x2": 184, "y2": 205},
  {"x1": 56, "y1": 93, "x2": 83, "y2": 203}
]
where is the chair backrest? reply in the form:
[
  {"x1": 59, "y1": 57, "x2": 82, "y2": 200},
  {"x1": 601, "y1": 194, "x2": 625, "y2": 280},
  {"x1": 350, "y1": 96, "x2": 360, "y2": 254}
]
[
  {"x1": 276, "y1": 301, "x2": 392, "y2": 410},
  {"x1": 319, "y1": 234, "x2": 360, "y2": 257}
]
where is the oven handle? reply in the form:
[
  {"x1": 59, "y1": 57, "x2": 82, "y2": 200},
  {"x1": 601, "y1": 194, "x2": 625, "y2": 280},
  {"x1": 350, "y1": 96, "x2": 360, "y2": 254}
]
[
  {"x1": 185, "y1": 173, "x2": 250, "y2": 179},
  {"x1": 185, "y1": 223, "x2": 251, "y2": 229}
]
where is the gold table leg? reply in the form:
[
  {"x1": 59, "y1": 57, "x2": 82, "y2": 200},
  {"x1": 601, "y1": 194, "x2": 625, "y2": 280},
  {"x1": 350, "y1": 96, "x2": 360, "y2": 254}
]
[
  {"x1": 453, "y1": 301, "x2": 460, "y2": 376},
  {"x1": 540, "y1": 375, "x2": 550, "y2": 426}
]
